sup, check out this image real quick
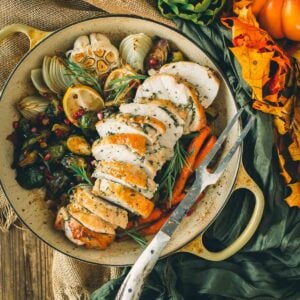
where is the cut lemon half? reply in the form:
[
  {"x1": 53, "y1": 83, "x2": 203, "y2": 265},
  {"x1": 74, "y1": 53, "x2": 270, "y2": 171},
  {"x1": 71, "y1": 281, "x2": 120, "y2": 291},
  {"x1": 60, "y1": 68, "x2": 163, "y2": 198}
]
[{"x1": 63, "y1": 84, "x2": 104, "y2": 126}]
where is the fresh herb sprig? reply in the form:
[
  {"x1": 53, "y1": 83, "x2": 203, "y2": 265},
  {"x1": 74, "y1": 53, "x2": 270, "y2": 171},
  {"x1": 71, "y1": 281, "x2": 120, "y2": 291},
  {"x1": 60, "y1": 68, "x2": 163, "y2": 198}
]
[
  {"x1": 121, "y1": 228, "x2": 147, "y2": 248},
  {"x1": 65, "y1": 59, "x2": 104, "y2": 97},
  {"x1": 69, "y1": 164, "x2": 93, "y2": 186},
  {"x1": 157, "y1": 140, "x2": 190, "y2": 205},
  {"x1": 107, "y1": 75, "x2": 148, "y2": 104}
]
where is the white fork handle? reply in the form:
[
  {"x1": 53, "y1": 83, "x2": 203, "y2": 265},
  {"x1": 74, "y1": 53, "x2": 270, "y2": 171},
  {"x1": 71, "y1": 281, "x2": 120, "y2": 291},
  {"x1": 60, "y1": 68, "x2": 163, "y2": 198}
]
[{"x1": 115, "y1": 231, "x2": 170, "y2": 300}]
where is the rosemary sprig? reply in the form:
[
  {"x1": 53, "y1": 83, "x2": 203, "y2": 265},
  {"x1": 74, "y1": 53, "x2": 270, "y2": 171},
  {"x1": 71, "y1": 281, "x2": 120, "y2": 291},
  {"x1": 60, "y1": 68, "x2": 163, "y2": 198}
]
[
  {"x1": 64, "y1": 59, "x2": 104, "y2": 97},
  {"x1": 69, "y1": 164, "x2": 93, "y2": 186},
  {"x1": 107, "y1": 75, "x2": 148, "y2": 104},
  {"x1": 158, "y1": 141, "x2": 190, "y2": 206},
  {"x1": 122, "y1": 228, "x2": 147, "y2": 248}
]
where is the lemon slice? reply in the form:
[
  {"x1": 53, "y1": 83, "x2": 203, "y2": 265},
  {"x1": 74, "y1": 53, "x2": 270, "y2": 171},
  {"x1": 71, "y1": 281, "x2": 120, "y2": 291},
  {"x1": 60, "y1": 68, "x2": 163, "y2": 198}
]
[{"x1": 63, "y1": 84, "x2": 104, "y2": 126}]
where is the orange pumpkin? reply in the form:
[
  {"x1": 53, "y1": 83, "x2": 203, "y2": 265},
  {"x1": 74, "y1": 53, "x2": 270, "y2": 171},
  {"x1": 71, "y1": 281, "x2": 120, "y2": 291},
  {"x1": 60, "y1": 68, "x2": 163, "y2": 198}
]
[{"x1": 252, "y1": 0, "x2": 300, "y2": 41}]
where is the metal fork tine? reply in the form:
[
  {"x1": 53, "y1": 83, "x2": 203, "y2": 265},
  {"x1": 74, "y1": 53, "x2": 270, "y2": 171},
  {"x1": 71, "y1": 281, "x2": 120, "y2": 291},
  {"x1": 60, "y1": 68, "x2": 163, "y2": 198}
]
[
  {"x1": 212, "y1": 115, "x2": 255, "y2": 179},
  {"x1": 199, "y1": 107, "x2": 245, "y2": 169}
]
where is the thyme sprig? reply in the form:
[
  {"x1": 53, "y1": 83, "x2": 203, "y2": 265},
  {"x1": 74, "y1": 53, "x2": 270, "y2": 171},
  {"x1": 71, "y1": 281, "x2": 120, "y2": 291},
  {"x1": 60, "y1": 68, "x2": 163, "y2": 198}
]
[
  {"x1": 65, "y1": 59, "x2": 104, "y2": 97},
  {"x1": 69, "y1": 164, "x2": 93, "y2": 186},
  {"x1": 157, "y1": 141, "x2": 190, "y2": 206},
  {"x1": 107, "y1": 75, "x2": 148, "y2": 104}
]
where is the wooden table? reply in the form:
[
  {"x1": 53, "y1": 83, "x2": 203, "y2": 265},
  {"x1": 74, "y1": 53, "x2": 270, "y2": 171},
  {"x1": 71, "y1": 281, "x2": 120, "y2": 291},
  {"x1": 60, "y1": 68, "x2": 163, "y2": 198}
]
[{"x1": 0, "y1": 223, "x2": 53, "y2": 300}]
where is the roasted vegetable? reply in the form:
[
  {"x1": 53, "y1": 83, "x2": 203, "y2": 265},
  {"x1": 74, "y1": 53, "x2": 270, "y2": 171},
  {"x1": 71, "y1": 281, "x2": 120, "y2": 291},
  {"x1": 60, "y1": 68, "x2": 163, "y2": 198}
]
[
  {"x1": 119, "y1": 33, "x2": 153, "y2": 73},
  {"x1": 252, "y1": 0, "x2": 300, "y2": 41},
  {"x1": 45, "y1": 170, "x2": 70, "y2": 198},
  {"x1": 45, "y1": 98, "x2": 62, "y2": 118},
  {"x1": 22, "y1": 130, "x2": 51, "y2": 150},
  {"x1": 170, "y1": 51, "x2": 184, "y2": 63},
  {"x1": 52, "y1": 123, "x2": 70, "y2": 137},
  {"x1": 61, "y1": 154, "x2": 88, "y2": 172},
  {"x1": 17, "y1": 96, "x2": 49, "y2": 120},
  {"x1": 46, "y1": 144, "x2": 66, "y2": 162},
  {"x1": 18, "y1": 150, "x2": 38, "y2": 167},
  {"x1": 79, "y1": 112, "x2": 98, "y2": 136},
  {"x1": 66, "y1": 135, "x2": 91, "y2": 156},
  {"x1": 16, "y1": 165, "x2": 45, "y2": 189},
  {"x1": 158, "y1": 0, "x2": 226, "y2": 25},
  {"x1": 145, "y1": 39, "x2": 170, "y2": 71}
]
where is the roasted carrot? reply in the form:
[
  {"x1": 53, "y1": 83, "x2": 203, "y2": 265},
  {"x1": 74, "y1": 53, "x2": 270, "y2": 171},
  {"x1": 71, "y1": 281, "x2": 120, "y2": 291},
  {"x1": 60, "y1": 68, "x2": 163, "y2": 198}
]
[
  {"x1": 172, "y1": 127, "x2": 211, "y2": 198},
  {"x1": 193, "y1": 135, "x2": 217, "y2": 170},
  {"x1": 170, "y1": 192, "x2": 186, "y2": 207},
  {"x1": 139, "y1": 213, "x2": 171, "y2": 236},
  {"x1": 138, "y1": 208, "x2": 163, "y2": 224}
]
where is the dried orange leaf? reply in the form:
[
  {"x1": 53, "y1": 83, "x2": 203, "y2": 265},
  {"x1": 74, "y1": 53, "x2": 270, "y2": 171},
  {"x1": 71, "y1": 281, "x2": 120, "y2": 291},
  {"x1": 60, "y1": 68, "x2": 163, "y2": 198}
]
[
  {"x1": 285, "y1": 182, "x2": 300, "y2": 207},
  {"x1": 277, "y1": 150, "x2": 292, "y2": 183},
  {"x1": 230, "y1": 47, "x2": 273, "y2": 101}
]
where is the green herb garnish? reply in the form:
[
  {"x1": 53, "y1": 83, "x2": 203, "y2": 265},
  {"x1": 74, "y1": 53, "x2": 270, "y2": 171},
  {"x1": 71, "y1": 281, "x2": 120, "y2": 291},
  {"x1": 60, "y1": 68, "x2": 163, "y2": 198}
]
[
  {"x1": 107, "y1": 75, "x2": 148, "y2": 104},
  {"x1": 123, "y1": 228, "x2": 147, "y2": 248},
  {"x1": 157, "y1": 141, "x2": 190, "y2": 206},
  {"x1": 69, "y1": 164, "x2": 93, "y2": 185},
  {"x1": 65, "y1": 59, "x2": 104, "y2": 97}
]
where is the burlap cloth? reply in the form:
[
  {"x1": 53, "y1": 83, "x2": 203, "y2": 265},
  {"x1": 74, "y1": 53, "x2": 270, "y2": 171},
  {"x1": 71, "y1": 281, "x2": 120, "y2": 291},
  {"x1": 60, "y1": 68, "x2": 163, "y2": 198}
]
[{"x1": 0, "y1": 1, "x2": 174, "y2": 299}]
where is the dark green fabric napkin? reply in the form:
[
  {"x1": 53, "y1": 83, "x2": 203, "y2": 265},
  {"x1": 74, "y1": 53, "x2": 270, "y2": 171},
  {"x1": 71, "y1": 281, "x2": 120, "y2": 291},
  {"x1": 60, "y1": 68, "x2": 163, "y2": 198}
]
[{"x1": 92, "y1": 20, "x2": 300, "y2": 300}]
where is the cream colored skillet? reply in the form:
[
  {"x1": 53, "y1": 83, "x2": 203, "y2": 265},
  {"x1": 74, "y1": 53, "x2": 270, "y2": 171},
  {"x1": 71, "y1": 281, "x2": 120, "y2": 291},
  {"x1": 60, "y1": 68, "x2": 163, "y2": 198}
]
[{"x1": 0, "y1": 16, "x2": 264, "y2": 266}]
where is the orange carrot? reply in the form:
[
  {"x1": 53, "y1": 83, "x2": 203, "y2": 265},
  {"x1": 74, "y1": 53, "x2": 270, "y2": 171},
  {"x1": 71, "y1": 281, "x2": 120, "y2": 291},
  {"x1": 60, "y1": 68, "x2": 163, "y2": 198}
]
[
  {"x1": 172, "y1": 127, "x2": 211, "y2": 198},
  {"x1": 138, "y1": 208, "x2": 163, "y2": 224},
  {"x1": 139, "y1": 213, "x2": 171, "y2": 236},
  {"x1": 170, "y1": 193, "x2": 186, "y2": 207},
  {"x1": 193, "y1": 135, "x2": 217, "y2": 170}
]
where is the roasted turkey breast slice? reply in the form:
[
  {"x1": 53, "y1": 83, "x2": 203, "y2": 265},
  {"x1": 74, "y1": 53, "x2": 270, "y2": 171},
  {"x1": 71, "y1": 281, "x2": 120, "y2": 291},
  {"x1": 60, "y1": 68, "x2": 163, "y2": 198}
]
[
  {"x1": 67, "y1": 217, "x2": 115, "y2": 249},
  {"x1": 95, "y1": 115, "x2": 158, "y2": 145},
  {"x1": 93, "y1": 161, "x2": 157, "y2": 199},
  {"x1": 55, "y1": 207, "x2": 115, "y2": 249},
  {"x1": 140, "y1": 99, "x2": 187, "y2": 126},
  {"x1": 92, "y1": 142, "x2": 157, "y2": 178},
  {"x1": 95, "y1": 134, "x2": 147, "y2": 156},
  {"x1": 73, "y1": 185, "x2": 128, "y2": 229},
  {"x1": 115, "y1": 114, "x2": 166, "y2": 135},
  {"x1": 92, "y1": 178, "x2": 154, "y2": 218},
  {"x1": 119, "y1": 102, "x2": 183, "y2": 149},
  {"x1": 159, "y1": 61, "x2": 220, "y2": 108},
  {"x1": 67, "y1": 202, "x2": 116, "y2": 235},
  {"x1": 134, "y1": 74, "x2": 206, "y2": 132}
]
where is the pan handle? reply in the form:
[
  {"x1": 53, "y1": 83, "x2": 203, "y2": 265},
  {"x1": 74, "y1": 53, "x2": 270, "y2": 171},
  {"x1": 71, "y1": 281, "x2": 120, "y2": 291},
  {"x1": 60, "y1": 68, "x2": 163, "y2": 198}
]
[
  {"x1": 178, "y1": 163, "x2": 264, "y2": 261},
  {"x1": 0, "y1": 24, "x2": 52, "y2": 49}
]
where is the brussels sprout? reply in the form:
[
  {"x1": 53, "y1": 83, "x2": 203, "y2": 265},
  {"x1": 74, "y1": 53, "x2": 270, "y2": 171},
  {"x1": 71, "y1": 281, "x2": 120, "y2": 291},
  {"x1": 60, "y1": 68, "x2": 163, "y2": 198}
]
[
  {"x1": 79, "y1": 112, "x2": 98, "y2": 136},
  {"x1": 51, "y1": 123, "x2": 70, "y2": 137},
  {"x1": 22, "y1": 130, "x2": 50, "y2": 150},
  {"x1": 46, "y1": 144, "x2": 66, "y2": 162},
  {"x1": 66, "y1": 135, "x2": 91, "y2": 156},
  {"x1": 45, "y1": 170, "x2": 70, "y2": 198},
  {"x1": 61, "y1": 154, "x2": 88, "y2": 172},
  {"x1": 170, "y1": 51, "x2": 184, "y2": 63},
  {"x1": 16, "y1": 165, "x2": 45, "y2": 189},
  {"x1": 18, "y1": 150, "x2": 38, "y2": 167},
  {"x1": 45, "y1": 98, "x2": 62, "y2": 118}
]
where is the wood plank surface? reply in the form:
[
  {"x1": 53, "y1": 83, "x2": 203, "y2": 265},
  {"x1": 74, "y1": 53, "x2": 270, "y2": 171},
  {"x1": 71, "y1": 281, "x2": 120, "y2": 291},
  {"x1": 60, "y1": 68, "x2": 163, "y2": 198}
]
[{"x1": 0, "y1": 224, "x2": 53, "y2": 300}]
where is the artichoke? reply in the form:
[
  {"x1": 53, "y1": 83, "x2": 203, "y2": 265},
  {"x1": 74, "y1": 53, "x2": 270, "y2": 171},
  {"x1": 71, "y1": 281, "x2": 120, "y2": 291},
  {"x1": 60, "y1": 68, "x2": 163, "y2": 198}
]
[{"x1": 158, "y1": 0, "x2": 226, "y2": 25}]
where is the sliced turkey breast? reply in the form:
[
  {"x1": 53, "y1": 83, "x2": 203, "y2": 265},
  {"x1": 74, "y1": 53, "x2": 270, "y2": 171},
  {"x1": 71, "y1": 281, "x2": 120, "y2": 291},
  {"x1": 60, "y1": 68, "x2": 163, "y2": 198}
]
[
  {"x1": 93, "y1": 161, "x2": 157, "y2": 199},
  {"x1": 120, "y1": 102, "x2": 183, "y2": 149},
  {"x1": 141, "y1": 99, "x2": 187, "y2": 126},
  {"x1": 67, "y1": 202, "x2": 116, "y2": 235},
  {"x1": 73, "y1": 185, "x2": 128, "y2": 229},
  {"x1": 92, "y1": 142, "x2": 157, "y2": 178},
  {"x1": 67, "y1": 217, "x2": 115, "y2": 249},
  {"x1": 55, "y1": 207, "x2": 115, "y2": 249},
  {"x1": 95, "y1": 134, "x2": 147, "y2": 156},
  {"x1": 92, "y1": 178, "x2": 154, "y2": 218},
  {"x1": 159, "y1": 61, "x2": 220, "y2": 108},
  {"x1": 95, "y1": 116, "x2": 158, "y2": 144},
  {"x1": 115, "y1": 113, "x2": 166, "y2": 135},
  {"x1": 134, "y1": 74, "x2": 206, "y2": 132}
]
